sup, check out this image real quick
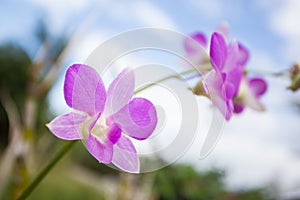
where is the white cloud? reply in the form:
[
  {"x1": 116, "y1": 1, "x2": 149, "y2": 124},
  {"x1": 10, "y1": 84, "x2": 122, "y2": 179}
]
[
  {"x1": 270, "y1": 1, "x2": 300, "y2": 38},
  {"x1": 27, "y1": 0, "x2": 95, "y2": 33},
  {"x1": 177, "y1": 76, "x2": 300, "y2": 194},
  {"x1": 133, "y1": 1, "x2": 179, "y2": 29},
  {"x1": 188, "y1": 0, "x2": 223, "y2": 18},
  {"x1": 27, "y1": 0, "x2": 106, "y2": 34},
  {"x1": 179, "y1": 111, "x2": 300, "y2": 193},
  {"x1": 105, "y1": 1, "x2": 179, "y2": 30},
  {"x1": 249, "y1": 50, "x2": 280, "y2": 70},
  {"x1": 27, "y1": 0, "x2": 180, "y2": 39},
  {"x1": 259, "y1": 0, "x2": 300, "y2": 61},
  {"x1": 187, "y1": 0, "x2": 243, "y2": 20},
  {"x1": 210, "y1": 134, "x2": 300, "y2": 191},
  {"x1": 28, "y1": 0, "x2": 90, "y2": 13}
]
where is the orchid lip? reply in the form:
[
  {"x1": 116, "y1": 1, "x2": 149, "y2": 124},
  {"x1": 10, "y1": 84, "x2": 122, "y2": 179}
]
[
  {"x1": 81, "y1": 113, "x2": 111, "y2": 143},
  {"x1": 90, "y1": 116, "x2": 109, "y2": 143}
]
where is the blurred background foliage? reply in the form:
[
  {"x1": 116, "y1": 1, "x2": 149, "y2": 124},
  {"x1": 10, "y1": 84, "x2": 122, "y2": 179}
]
[
  {"x1": 0, "y1": 44, "x2": 31, "y2": 150},
  {"x1": 0, "y1": 22, "x2": 272, "y2": 200}
]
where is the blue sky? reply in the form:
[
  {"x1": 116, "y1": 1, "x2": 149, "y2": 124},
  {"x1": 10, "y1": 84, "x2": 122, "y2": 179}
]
[
  {"x1": 0, "y1": 0, "x2": 293, "y2": 67},
  {"x1": 1, "y1": 0, "x2": 300, "y2": 196}
]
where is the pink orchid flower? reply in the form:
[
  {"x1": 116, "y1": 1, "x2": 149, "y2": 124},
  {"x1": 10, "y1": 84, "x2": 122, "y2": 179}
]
[
  {"x1": 233, "y1": 77, "x2": 267, "y2": 113},
  {"x1": 205, "y1": 32, "x2": 243, "y2": 120},
  {"x1": 185, "y1": 27, "x2": 267, "y2": 120},
  {"x1": 47, "y1": 64, "x2": 157, "y2": 173},
  {"x1": 183, "y1": 22, "x2": 249, "y2": 68}
]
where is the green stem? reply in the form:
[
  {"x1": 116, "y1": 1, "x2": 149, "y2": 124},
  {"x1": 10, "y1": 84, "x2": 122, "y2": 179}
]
[
  {"x1": 16, "y1": 64, "x2": 210, "y2": 199},
  {"x1": 245, "y1": 68, "x2": 289, "y2": 77},
  {"x1": 134, "y1": 65, "x2": 210, "y2": 94},
  {"x1": 17, "y1": 141, "x2": 77, "y2": 200}
]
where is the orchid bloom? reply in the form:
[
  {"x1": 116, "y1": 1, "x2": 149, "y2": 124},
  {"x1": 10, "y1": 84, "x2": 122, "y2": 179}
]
[
  {"x1": 187, "y1": 27, "x2": 267, "y2": 119},
  {"x1": 47, "y1": 64, "x2": 157, "y2": 173},
  {"x1": 233, "y1": 77, "x2": 267, "y2": 113},
  {"x1": 205, "y1": 32, "x2": 243, "y2": 120}
]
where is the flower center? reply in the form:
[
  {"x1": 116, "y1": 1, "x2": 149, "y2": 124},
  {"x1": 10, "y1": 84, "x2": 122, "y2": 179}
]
[
  {"x1": 91, "y1": 116, "x2": 109, "y2": 142},
  {"x1": 81, "y1": 114, "x2": 109, "y2": 143}
]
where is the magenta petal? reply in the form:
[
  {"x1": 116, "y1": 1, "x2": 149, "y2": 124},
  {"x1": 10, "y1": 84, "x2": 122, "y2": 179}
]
[
  {"x1": 64, "y1": 64, "x2": 106, "y2": 116},
  {"x1": 86, "y1": 133, "x2": 113, "y2": 164},
  {"x1": 249, "y1": 78, "x2": 267, "y2": 96},
  {"x1": 223, "y1": 41, "x2": 239, "y2": 72},
  {"x1": 233, "y1": 102, "x2": 245, "y2": 113},
  {"x1": 225, "y1": 82, "x2": 235, "y2": 99},
  {"x1": 112, "y1": 98, "x2": 157, "y2": 140},
  {"x1": 105, "y1": 68, "x2": 135, "y2": 116},
  {"x1": 46, "y1": 112, "x2": 86, "y2": 140},
  {"x1": 211, "y1": 93, "x2": 233, "y2": 121},
  {"x1": 226, "y1": 66, "x2": 243, "y2": 96},
  {"x1": 205, "y1": 70, "x2": 233, "y2": 120},
  {"x1": 237, "y1": 43, "x2": 250, "y2": 66},
  {"x1": 206, "y1": 70, "x2": 224, "y2": 97},
  {"x1": 107, "y1": 123, "x2": 122, "y2": 144},
  {"x1": 184, "y1": 32, "x2": 207, "y2": 54},
  {"x1": 112, "y1": 135, "x2": 139, "y2": 173},
  {"x1": 210, "y1": 32, "x2": 227, "y2": 71},
  {"x1": 224, "y1": 43, "x2": 243, "y2": 96}
]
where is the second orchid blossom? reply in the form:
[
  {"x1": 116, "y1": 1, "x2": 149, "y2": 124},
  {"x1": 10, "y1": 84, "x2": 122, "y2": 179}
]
[
  {"x1": 186, "y1": 30, "x2": 267, "y2": 120},
  {"x1": 47, "y1": 64, "x2": 157, "y2": 173},
  {"x1": 205, "y1": 32, "x2": 244, "y2": 120}
]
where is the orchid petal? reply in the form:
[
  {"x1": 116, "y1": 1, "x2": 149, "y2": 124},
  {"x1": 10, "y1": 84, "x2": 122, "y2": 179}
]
[
  {"x1": 226, "y1": 66, "x2": 243, "y2": 96},
  {"x1": 237, "y1": 43, "x2": 250, "y2": 66},
  {"x1": 210, "y1": 32, "x2": 227, "y2": 71},
  {"x1": 242, "y1": 87, "x2": 265, "y2": 111},
  {"x1": 249, "y1": 78, "x2": 267, "y2": 96},
  {"x1": 211, "y1": 92, "x2": 233, "y2": 121},
  {"x1": 224, "y1": 41, "x2": 239, "y2": 72},
  {"x1": 86, "y1": 133, "x2": 113, "y2": 164},
  {"x1": 112, "y1": 97, "x2": 157, "y2": 140},
  {"x1": 184, "y1": 32, "x2": 207, "y2": 55},
  {"x1": 46, "y1": 112, "x2": 86, "y2": 140},
  {"x1": 233, "y1": 102, "x2": 245, "y2": 114},
  {"x1": 181, "y1": 54, "x2": 207, "y2": 68},
  {"x1": 216, "y1": 22, "x2": 229, "y2": 39},
  {"x1": 112, "y1": 135, "x2": 139, "y2": 173},
  {"x1": 225, "y1": 82, "x2": 235, "y2": 99},
  {"x1": 236, "y1": 78, "x2": 265, "y2": 112},
  {"x1": 64, "y1": 64, "x2": 106, "y2": 116},
  {"x1": 205, "y1": 70, "x2": 224, "y2": 98},
  {"x1": 105, "y1": 68, "x2": 135, "y2": 116},
  {"x1": 205, "y1": 70, "x2": 233, "y2": 120},
  {"x1": 107, "y1": 123, "x2": 122, "y2": 144}
]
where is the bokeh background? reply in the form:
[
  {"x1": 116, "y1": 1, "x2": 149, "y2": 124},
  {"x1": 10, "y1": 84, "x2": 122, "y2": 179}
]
[{"x1": 1, "y1": 0, "x2": 300, "y2": 199}]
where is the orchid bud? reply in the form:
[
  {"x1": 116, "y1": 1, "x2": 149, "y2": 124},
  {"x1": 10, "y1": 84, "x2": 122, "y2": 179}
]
[
  {"x1": 288, "y1": 63, "x2": 300, "y2": 92},
  {"x1": 192, "y1": 79, "x2": 208, "y2": 97}
]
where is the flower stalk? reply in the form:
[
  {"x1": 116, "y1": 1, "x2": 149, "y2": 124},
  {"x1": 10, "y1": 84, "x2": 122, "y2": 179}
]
[{"x1": 17, "y1": 141, "x2": 77, "y2": 200}]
